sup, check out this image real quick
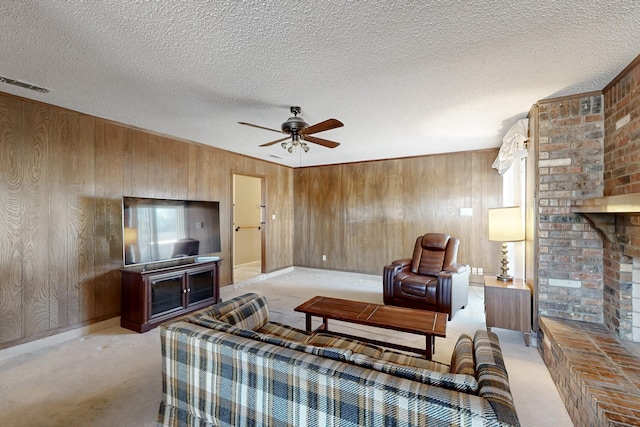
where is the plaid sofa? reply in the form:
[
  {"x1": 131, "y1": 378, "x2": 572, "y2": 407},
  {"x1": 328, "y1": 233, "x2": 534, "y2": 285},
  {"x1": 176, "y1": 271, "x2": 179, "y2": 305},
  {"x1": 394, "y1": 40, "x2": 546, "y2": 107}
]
[{"x1": 158, "y1": 293, "x2": 520, "y2": 427}]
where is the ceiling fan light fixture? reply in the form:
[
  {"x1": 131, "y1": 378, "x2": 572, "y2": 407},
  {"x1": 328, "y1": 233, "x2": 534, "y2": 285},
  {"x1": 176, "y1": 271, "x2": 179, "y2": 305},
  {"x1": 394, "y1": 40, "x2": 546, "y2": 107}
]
[
  {"x1": 281, "y1": 117, "x2": 308, "y2": 133},
  {"x1": 239, "y1": 105, "x2": 342, "y2": 153}
]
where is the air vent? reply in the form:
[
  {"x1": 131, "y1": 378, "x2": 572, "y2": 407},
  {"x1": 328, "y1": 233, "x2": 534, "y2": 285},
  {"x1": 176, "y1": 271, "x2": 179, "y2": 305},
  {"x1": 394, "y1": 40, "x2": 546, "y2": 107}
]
[{"x1": 0, "y1": 75, "x2": 50, "y2": 93}]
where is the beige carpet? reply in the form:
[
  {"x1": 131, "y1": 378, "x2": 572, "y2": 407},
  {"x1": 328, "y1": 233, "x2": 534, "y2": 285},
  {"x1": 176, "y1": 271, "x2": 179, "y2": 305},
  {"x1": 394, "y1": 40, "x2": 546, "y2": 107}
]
[{"x1": 0, "y1": 268, "x2": 573, "y2": 426}]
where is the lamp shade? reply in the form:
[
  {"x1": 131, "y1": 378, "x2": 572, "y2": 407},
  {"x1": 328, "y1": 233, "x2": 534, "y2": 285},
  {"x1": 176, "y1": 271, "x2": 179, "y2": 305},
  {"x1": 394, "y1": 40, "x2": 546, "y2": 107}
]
[{"x1": 488, "y1": 206, "x2": 525, "y2": 242}]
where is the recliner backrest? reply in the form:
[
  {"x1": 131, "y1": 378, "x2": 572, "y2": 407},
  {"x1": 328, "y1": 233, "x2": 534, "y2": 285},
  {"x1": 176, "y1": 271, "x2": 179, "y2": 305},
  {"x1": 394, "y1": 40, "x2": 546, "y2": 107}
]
[{"x1": 410, "y1": 233, "x2": 459, "y2": 276}]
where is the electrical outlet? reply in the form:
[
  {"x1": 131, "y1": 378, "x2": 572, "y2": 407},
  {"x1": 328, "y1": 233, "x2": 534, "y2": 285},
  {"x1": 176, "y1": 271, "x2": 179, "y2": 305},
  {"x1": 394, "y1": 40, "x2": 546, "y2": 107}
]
[
  {"x1": 322, "y1": 255, "x2": 327, "y2": 261},
  {"x1": 471, "y1": 267, "x2": 478, "y2": 274},
  {"x1": 478, "y1": 267, "x2": 484, "y2": 275}
]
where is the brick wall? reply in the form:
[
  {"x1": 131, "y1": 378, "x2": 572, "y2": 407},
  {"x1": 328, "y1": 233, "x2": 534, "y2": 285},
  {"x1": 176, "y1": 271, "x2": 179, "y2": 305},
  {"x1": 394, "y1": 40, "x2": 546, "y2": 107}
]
[
  {"x1": 601, "y1": 56, "x2": 640, "y2": 339},
  {"x1": 536, "y1": 93, "x2": 605, "y2": 322},
  {"x1": 604, "y1": 57, "x2": 640, "y2": 196}
]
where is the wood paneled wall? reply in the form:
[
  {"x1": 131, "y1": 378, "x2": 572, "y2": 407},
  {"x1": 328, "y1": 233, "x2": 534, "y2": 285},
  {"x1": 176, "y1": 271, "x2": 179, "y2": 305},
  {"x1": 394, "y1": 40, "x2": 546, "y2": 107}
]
[
  {"x1": 0, "y1": 92, "x2": 293, "y2": 348},
  {"x1": 293, "y1": 150, "x2": 503, "y2": 276},
  {"x1": 0, "y1": 89, "x2": 501, "y2": 349}
]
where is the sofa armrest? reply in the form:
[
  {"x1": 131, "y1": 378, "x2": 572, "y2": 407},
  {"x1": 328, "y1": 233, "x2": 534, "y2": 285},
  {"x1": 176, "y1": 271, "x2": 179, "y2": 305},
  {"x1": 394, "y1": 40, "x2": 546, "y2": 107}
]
[{"x1": 474, "y1": 330, "x2": 521, "y2": 426}]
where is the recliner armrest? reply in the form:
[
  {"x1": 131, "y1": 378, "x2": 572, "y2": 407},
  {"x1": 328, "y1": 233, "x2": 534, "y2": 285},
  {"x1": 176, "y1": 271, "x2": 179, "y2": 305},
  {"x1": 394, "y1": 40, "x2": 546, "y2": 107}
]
[
  {"x1": 390, "y1": 258, "x2": 412, "y2": 268},
  {"x1": 383, "y1": 259, "x2": 412, "y2": 304},
  {"x1": 443, "y1": 263, "x2": 468, "y2": 275},
  {"x1": 437, "y1": 265, "x2": 470, "y2": 319}
]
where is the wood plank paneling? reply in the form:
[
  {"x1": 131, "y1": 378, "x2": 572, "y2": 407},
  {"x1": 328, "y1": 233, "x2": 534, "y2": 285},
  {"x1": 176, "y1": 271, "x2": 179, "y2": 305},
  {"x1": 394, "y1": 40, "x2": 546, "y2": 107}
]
[
  {"x1": 21, "y1": 101, "x2": 50, "y2": 336},
  {"x1": 160, "y1": 137, "x2": 174, "y2": 199},
  {"x1": 172, "y1": 140, "x2": 189, "y2": 200},
  {"x1": 92, "y1": 120, "x2": 109, "y2": 319},
  {"x1": 77, "y1": 114, "x2": 96, "y2": 323},
  {"x1": 0, "y1": 89, "x2": 500, "y2": 348},
  {"x1": 343, "y1": 160, "x2": 403, "y2": 272},
  {"x1": 129, "y1": 129, "x2": 148, "y2": 196},
  {"x1": 66, "y1": 112, "x2": 81, "y2": 325},
  {"x1": 187, "y1": 144, "x2": 199, "y2": 200},
  {"x1": 293, "y1": 150, "x2": 503, "y2": 276},
  {"x1": 48, "y1": 107, "x2": 69, "y2": 328},
  {"x1": 102, "y1": 122, "x2": 125, "y2": 317},
  {"x1": 0, "y1": 91, "x2": 294, "y2": 349},
  {"x1": 0, "y1": 95, "x2": 23, "y2": 342},
  {"x1": 148, "y1": 134, "x2": 163, "y2": 198}
]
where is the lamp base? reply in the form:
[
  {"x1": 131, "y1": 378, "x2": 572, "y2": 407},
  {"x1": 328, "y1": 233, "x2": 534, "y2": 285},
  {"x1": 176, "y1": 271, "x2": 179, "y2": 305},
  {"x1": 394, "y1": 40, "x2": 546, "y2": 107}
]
[{"x1": 496, "y1": 242, "x2": 513, "y2": 282}]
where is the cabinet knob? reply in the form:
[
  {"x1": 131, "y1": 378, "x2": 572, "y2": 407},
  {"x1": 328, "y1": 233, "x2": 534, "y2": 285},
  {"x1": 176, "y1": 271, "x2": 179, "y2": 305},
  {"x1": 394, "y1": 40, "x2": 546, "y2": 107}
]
[
  {"x1": 183, "y1": 289, "x2": 187, "y2": 294},
  {"x1": 187, "y1": 288, "x2": 191, "y2": 292}
]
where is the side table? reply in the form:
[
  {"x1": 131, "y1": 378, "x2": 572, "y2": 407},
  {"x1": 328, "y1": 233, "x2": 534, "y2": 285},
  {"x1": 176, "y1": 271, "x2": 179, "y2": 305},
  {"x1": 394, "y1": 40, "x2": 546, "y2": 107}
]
[{"x1": 483, "y1": 275, "x2": 532, "y2": 346}]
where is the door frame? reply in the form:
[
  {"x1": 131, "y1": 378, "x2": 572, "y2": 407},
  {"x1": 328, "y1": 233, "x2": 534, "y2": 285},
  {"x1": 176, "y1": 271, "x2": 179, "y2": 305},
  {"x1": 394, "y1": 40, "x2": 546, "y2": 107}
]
[{"x1": 231, "y1": 172, "x2": 266, "y2": 282}]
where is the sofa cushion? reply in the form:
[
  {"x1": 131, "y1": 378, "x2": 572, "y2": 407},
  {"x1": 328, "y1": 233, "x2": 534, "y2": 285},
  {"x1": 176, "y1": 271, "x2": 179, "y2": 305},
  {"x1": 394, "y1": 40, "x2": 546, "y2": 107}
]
[
  {"x1": 260, "y1": 334, "x2": 352, "y2": 361},
  {"x1": 350, "y1": 353, "x2": 479, "y2": 394},
  {"x1": 379, "y1": 350, "x2": 450, "y2": 373},
  {"x1": 305, "y1": 333, "x2": 383, "y2": 358},
  {"x1": 257, "y1": 321, "x2": 312, "y2": 342},
  {"x1": 218, "y1": 295, "x2": 269, "y2": 331},
  {"x1": 450, "y1": 333, "x2": 476, "y2": 375}
]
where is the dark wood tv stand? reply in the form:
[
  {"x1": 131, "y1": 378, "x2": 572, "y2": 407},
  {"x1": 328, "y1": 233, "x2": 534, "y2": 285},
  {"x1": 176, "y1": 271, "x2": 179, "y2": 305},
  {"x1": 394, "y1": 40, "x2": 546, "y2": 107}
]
[{"x1": 120, "y1": 258, "x2": 222, "y2": 332}]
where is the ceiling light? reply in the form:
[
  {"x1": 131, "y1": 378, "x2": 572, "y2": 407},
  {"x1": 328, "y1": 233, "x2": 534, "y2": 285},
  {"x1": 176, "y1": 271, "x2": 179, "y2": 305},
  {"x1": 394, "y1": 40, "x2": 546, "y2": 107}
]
[{"x1": 280, "y1": 132, "x2": 310, "y2": 154}]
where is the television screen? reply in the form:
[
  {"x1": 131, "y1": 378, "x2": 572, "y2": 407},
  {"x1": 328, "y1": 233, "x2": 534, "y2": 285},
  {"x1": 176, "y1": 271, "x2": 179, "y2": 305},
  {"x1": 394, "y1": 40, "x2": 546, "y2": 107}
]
[{"x1": 122, "y1": 197, "x2": 221, "y2": 266}]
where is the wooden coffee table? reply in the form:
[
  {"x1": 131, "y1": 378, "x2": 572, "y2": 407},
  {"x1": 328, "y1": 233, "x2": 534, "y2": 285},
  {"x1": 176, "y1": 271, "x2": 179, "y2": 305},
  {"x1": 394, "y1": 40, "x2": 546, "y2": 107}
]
[{"x1": 294, "y1": 296, "x2": 447, "y2": 359}]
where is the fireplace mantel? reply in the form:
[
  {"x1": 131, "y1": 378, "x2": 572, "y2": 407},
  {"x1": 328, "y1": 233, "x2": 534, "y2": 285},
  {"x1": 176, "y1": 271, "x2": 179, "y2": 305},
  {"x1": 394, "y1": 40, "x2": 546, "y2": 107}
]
[
  {"x1": 572, "y1": 194, "x2": 640, "y2": 243},
  {"x1": 572, "y1": 193, "x2": 640, "y2": 214}
]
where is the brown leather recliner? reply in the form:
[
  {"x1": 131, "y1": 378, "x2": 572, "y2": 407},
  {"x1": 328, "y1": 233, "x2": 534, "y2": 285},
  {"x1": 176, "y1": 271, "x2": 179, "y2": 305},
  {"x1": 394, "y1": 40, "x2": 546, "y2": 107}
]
[{"x1": 383, "y1": 233, "x2": 470, "y2": 320}]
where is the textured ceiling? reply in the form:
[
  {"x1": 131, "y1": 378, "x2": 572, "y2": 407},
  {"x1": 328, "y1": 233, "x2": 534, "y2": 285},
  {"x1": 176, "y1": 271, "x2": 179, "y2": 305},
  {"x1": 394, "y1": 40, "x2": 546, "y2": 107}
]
[{"x1": 1, "y1": 1, "x2": 639, "y2": 167}]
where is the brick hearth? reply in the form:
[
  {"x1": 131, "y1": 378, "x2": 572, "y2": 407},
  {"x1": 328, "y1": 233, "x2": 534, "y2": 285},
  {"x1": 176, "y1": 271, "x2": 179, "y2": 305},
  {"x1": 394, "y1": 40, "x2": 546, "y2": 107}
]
[{"x1": 538, "y1": 317, "x2": 640, "y2": 426}]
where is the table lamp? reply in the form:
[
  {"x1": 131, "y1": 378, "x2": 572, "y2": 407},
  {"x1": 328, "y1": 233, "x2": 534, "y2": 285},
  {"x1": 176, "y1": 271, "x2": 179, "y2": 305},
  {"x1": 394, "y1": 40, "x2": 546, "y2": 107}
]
[{"x1": 488, "y1": 206, "x2": 525, "y2": 282}]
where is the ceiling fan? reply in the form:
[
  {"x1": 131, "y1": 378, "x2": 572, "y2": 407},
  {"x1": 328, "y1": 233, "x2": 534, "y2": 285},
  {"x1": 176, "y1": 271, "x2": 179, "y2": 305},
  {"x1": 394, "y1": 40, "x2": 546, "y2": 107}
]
[{"x1": 239, "y1": 106, "x2": 343, "y2": 152}]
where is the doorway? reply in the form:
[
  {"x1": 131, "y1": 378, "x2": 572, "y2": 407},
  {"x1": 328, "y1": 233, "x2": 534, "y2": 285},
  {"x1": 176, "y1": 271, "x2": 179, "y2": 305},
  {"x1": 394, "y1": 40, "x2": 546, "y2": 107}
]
[{"x1": 232, "y1": 174, "x2": 265, "y2": 283}]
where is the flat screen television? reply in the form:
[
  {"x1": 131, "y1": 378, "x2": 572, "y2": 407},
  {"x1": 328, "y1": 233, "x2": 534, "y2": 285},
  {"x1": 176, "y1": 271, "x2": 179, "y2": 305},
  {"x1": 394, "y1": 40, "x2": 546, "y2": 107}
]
[{"x1": 122, "y1": 196, "x2": 221, "y2": 267}]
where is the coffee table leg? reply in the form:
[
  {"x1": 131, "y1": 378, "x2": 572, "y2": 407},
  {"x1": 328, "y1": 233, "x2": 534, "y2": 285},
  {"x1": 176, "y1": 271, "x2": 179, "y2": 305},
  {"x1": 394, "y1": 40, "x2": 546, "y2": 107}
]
[
  {"x1": 425, "y1": 336, "x2": 434, "y2": 359},
  {"x1": 305, "y1": 314, "x2": 329, "y2": 332}
]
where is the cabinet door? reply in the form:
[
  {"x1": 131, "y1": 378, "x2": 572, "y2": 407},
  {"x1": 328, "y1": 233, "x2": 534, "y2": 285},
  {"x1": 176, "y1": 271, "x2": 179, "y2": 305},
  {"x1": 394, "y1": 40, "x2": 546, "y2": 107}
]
[
  {"x1": 187, "y1": 268, "x2": 214, "y2": 306},
  {"x1": 148, "y1": 272, "x2": 184, "y2": 317}
]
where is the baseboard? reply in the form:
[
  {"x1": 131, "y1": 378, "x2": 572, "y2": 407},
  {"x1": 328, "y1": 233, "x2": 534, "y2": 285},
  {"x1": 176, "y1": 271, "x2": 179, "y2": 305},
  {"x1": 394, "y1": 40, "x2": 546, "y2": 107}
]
[
  {"x1": 0, "y1": 317, "x2": 120, "y2": 363},
  {"x1": 234, "y1": 260, "x2": 261, "y2": 269}
]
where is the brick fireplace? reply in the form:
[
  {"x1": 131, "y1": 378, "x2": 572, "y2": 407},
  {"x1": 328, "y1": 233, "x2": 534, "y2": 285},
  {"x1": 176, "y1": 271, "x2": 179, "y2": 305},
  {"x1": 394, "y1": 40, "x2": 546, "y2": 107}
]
[
  {"x1": 569, "y1": 207, "x2": 640, "y2": 343},
  {"x1": 537, "y1": 54, "x2": 640, "y2": 344},
  {"x1": 534, "y1": 54, "x2": 640, "y2": 425}
]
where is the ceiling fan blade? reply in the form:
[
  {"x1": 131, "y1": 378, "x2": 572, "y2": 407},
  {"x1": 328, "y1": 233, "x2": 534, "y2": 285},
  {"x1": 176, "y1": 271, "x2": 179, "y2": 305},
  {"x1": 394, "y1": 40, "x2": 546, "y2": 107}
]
[
  {"x1": 300, "y1": 118, "x2": 343, "y2": 135},
  {"x1": 259, "y1": 136, "x2": 290, "y2": 147},
  {"x1": 238, "y1": 122, "x2": 285, "y2": 134},
  {"x1": 303, "y1": 135, "x2": 340, "y2": 148}
]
